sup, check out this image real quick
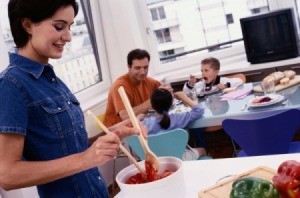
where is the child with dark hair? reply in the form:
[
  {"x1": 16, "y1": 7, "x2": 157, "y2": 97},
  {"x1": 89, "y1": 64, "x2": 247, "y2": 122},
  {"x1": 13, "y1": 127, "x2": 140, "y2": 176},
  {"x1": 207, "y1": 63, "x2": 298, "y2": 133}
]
[{"x1": 141, "y1": 88, "x2": 209, "y2": 160}]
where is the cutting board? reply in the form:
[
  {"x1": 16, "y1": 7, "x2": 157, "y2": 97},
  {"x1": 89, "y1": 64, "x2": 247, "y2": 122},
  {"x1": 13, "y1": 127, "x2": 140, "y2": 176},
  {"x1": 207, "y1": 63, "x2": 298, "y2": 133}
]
[
  {"x1": 253, "y1": 75, "x2": 300, "y2": 92},
  {"x1": 198, "y1": 166, "x2": 276, "y2": 198}
]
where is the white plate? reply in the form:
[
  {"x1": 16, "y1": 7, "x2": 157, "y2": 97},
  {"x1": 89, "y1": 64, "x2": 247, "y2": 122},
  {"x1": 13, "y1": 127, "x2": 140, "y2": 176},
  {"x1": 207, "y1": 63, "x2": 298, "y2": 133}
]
[{"x1": 248, "y1": 94, "x2": 284, "y2": 107}]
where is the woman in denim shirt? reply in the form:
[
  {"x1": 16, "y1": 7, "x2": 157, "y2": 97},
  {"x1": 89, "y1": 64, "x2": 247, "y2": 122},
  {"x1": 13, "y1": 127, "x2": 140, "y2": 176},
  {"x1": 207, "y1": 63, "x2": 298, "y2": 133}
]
[{"x1": 0, "y1": 0, "x2": 142, "y2": 197}]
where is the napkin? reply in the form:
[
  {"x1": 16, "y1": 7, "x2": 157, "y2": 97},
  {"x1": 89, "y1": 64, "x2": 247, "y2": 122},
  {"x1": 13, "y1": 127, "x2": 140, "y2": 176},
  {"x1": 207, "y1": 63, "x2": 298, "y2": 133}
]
[{"x1": 220, "y1": 88, "x2": 252, "y2": 101}]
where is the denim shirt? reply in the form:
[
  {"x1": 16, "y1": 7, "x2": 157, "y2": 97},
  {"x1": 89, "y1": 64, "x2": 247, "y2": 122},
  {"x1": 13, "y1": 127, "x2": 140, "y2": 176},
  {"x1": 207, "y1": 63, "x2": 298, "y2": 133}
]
[{"x1": 0, "y1": 53, "x2": 109, "y2": 198}]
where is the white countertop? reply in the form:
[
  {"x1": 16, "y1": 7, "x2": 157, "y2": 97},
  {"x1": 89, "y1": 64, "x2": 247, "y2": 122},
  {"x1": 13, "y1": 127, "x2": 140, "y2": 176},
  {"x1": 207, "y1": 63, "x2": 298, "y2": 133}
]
[{"x1": 115, "y1": 153, "x2": 300, "y2": 198}]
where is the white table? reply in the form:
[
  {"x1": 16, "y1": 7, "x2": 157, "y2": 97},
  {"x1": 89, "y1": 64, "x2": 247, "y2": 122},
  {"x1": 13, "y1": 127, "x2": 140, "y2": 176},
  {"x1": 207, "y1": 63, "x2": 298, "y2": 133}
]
[
  {"x1": 115, "y1": 153, "x2": 300, "y2": 198},
  {"x1": 187, "y1": 83, "x2": 300, "y2": 128}
]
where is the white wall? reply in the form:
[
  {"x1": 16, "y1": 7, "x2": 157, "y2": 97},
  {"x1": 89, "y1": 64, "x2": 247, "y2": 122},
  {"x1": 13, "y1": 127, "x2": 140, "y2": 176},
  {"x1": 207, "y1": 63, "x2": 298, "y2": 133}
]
[{"x1": 0, "y1": 22, "x2": 9, "y2": 71}]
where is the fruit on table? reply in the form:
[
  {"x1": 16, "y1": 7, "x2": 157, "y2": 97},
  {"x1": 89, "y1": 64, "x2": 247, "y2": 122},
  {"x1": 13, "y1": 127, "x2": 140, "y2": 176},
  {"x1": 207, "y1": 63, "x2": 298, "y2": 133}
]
[
  {"x1": 230, "y1": 177, "x2": 279, "y2": 198},
  {"x1": 273, "y1": 160, "x2": 300, "y2": 198},
  {"x1": 252, "y1": 96, "x2": 272, "y2": 104}
]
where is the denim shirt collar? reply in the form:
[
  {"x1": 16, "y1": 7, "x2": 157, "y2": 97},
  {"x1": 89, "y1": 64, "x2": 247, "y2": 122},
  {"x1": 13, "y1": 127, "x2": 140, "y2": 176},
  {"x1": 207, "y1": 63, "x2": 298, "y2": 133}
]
[{"x1": 9, "y1": 53, "x2": 53, "y2": 79}]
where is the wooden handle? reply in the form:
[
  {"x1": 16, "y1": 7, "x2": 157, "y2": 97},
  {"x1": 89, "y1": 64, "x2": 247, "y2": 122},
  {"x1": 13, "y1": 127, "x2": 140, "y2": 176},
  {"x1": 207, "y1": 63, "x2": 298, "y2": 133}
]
[
  {"x1": 117, "y1": 86, "x2": 150, "y2": 153},
  {"x1": 87, "y1": 110, "x2": 145, "y2": 174}
]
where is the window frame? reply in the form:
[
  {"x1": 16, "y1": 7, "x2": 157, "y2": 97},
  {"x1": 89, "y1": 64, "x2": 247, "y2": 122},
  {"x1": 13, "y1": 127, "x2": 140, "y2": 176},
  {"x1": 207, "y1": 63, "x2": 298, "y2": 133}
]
[
  {"x1": 140, "y1": 0, "x2": 299, "y2": 76},
  {"x1": 73, "y1": 0, "x2": 111, "y2": 110}
]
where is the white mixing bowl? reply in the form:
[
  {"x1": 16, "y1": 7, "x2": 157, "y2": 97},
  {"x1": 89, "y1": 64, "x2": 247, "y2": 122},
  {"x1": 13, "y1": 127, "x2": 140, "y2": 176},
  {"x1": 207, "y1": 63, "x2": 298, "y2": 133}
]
[{"x1": 116, "y1": 157, "x2": 186, "y2": 198}]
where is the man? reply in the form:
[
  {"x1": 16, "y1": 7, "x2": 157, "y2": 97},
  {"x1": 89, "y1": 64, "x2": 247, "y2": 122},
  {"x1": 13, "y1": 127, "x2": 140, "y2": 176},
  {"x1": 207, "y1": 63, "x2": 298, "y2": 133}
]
[{"x1": 104, "y1": 49, "x2": 172, "y2": 127}]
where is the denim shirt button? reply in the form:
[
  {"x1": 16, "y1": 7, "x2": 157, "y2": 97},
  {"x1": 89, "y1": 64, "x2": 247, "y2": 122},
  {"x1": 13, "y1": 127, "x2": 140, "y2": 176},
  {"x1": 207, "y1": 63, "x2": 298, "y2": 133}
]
[
  {"x1": 68, "y1": 101, "x2": 71, "y2": 105},
  {"x1": 57, "y1": 107, "x2": 61, "y2": 110},
  {"x1": 98, "y1": 176, "x2": 101, "y2": 180},
  {"x1": 80, "y1": 125, "x2": 83, "y2": 129},
  {"x1": 51, "y1": 78, "x2": 55, "y2": 82}
]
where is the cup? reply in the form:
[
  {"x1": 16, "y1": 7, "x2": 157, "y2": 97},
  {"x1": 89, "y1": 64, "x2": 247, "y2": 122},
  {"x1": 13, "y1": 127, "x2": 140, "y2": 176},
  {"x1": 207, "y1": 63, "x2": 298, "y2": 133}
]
[{"x1": 261, "y1": 80, "x2": 275, "y2": 95}]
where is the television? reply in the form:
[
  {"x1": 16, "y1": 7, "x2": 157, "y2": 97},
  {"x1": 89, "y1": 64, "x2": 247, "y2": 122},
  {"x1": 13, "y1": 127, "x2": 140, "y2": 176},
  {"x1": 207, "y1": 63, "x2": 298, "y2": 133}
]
[{"x1": 240, "y1": 8, "x2": 300, "y2": 64}]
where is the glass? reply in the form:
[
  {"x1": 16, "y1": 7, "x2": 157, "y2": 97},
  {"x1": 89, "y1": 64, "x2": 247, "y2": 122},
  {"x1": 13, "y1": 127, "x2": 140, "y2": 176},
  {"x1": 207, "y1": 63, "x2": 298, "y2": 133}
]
[{"x1": 261, "y1": 80, "x2": 275, "y2": 95}]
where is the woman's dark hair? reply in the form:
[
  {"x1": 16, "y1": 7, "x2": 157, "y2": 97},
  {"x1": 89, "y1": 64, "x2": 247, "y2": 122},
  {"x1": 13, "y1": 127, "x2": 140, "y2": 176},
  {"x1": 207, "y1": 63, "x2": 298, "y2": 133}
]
[
  {"x1": 8, "y1": 0, "x2": 79, "y2": 48},
  {"x1": 127, "y1": 48, "x2": 150, "y2": 67},
  {"x1": 150, "y1": 88, "x2": 173, "y2": 130}
]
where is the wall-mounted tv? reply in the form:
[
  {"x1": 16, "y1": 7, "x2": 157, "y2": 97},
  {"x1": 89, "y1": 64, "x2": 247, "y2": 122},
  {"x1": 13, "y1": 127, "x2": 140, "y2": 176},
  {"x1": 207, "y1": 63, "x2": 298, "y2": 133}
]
[{"x1": 240, "y1": 8, "x2": 300, "y2": 64}]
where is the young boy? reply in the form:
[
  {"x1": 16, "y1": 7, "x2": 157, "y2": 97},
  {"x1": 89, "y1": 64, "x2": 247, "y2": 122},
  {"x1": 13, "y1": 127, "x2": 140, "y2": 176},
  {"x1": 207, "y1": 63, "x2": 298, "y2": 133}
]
[
  {"x1": 183, "y1": 57, "x2": 243, "y2": 96},
  {"x1": 182, "y1": 57, "x2": 244, "y2": 156}
]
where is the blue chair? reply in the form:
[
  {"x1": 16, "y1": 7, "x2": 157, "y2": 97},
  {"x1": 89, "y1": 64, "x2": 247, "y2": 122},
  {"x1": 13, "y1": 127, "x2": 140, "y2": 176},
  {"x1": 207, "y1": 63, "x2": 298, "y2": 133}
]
[
  {"x1": 125, "y1": 128, "x2": 189, "y2": 160},
  {"x1": 222, "y1": 109, "x2": 300, "y2": 157}
]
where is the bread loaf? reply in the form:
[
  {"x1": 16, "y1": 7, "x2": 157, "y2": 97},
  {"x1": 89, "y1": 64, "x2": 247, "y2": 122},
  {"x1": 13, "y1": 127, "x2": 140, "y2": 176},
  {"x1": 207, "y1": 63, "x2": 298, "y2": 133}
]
[
  {"x1": 270, "y1": 71, "x2": 285, "y2": 84},
  {"x1": 280, "y1": 77, "x2": 290, "y2": 86},
  {"x1": 262, "y1": 71, "x2": 285, "y2": 85},
  {"x1": 283, "y1": 70, "x2": 296, "y2": 80}
]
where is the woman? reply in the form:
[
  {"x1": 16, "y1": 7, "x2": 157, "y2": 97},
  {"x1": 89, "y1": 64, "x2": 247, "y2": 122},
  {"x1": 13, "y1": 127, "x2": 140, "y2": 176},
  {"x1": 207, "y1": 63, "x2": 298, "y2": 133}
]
[{"x1": 0, "y1": 0, "x2": 142, "y2": 197}]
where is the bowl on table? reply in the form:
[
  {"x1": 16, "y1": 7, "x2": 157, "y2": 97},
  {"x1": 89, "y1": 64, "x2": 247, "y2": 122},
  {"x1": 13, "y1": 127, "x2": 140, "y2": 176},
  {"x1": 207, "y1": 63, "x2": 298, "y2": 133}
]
[{"x1": 116, "y1": 157, "x2": 185, "y2": 198}]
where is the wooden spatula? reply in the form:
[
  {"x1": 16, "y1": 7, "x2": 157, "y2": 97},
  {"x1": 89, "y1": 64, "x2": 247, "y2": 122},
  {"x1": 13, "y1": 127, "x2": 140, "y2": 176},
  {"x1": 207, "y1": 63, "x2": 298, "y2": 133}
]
[
  {"x1": 87, "y1": 110, "x2": 145, "y2": 174},
  {"x1": 118, "y1": 86, "x2": 160, "y2": 171}
]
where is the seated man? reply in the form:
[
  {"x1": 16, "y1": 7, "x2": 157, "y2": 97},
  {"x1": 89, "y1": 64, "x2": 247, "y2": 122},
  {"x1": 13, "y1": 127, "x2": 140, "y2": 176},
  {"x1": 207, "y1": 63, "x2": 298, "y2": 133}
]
[{"x1": 104, "y1": 48, "x2": 172, "y2": 127}]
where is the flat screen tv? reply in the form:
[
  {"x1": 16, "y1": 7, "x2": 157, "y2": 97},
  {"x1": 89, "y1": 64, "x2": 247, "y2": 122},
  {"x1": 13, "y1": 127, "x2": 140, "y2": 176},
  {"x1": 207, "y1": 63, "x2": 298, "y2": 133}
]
[{"x1": 240, "y1": 8, "x2": 300, "y2": 64}]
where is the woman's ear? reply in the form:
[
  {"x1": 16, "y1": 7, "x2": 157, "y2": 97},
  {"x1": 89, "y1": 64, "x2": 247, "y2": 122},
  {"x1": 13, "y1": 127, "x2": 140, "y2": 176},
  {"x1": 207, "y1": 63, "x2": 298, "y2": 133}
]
[{"x1": 21, "y1": 18, "x2": 33, "y2": 34}]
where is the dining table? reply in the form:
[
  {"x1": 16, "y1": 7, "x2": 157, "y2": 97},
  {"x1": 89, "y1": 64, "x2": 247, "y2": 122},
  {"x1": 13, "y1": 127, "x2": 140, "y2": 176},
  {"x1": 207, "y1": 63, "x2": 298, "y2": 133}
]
[{"x1": 178, "y1": 82, "x2": 300, "y2": 128}]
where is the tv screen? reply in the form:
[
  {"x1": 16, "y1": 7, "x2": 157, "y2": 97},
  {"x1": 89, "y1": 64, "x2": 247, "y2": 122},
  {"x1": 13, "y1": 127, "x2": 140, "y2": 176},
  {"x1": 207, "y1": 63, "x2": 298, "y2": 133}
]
[{"x1": 240, "y1": 8, "x2": 300, "y2": 64}]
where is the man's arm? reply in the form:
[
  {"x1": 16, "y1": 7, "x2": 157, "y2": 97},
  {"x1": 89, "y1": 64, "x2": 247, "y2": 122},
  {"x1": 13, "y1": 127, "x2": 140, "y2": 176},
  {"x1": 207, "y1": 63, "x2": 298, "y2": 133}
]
[{"x1": 119, "y1": 99, "x2": 151, "y2": 120}]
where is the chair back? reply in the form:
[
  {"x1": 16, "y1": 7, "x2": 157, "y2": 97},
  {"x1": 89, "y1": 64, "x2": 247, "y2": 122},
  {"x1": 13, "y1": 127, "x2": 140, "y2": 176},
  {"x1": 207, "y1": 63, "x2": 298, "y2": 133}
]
[
  {"x1": 222, "y1": 109, "x2": 300, "y2": 156},
  {"x1": 126, "y1": 128, "x2": 189, "y2": 160}
]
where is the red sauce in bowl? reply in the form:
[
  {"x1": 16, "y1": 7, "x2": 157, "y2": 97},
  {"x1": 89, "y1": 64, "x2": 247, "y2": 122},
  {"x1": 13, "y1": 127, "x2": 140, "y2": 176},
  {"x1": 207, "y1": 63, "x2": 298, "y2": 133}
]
[{"x1": 126, "y1": 161, "x2": 174, "y2": 184}]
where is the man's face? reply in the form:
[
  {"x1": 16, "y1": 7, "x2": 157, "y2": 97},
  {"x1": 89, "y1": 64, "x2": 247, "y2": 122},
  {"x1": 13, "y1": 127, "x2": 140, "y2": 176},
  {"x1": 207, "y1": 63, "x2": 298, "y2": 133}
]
[{"x1": 128, "y1": 58, "x2": 149, "y2": 83}]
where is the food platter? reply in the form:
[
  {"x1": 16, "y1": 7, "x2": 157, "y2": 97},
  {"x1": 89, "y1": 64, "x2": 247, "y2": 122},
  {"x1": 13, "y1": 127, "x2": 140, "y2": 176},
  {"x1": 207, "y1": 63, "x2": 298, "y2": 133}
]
[{"x1": 248, "y1": 94, "x2": 284, "y2": 107}]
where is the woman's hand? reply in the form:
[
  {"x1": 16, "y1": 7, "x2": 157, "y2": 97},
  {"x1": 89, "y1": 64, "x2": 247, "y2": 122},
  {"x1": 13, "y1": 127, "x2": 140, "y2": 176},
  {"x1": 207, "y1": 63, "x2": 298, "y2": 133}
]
[
  {"x1": 111, "y1": 120, "x2": 148, "y2": 140},
  {"x1": 85, "y1": 132, "x2": 120, "y2": 166}
]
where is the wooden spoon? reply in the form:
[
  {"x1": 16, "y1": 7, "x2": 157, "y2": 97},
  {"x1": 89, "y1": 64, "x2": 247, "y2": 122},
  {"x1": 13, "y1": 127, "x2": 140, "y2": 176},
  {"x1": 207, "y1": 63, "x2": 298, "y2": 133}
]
[
  {"x1": 118, "y1": 86, "x2": 160, "y2": 171},
  {"x1": 87, "y1": 110, "x2": 145, "y2": 174}
]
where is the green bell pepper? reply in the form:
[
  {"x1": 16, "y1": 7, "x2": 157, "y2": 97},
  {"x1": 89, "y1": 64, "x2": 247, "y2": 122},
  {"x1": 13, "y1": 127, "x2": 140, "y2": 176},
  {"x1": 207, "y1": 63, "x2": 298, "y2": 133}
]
[{"x1": 230, "y1": 177, "x2": 279, "y2": 198}]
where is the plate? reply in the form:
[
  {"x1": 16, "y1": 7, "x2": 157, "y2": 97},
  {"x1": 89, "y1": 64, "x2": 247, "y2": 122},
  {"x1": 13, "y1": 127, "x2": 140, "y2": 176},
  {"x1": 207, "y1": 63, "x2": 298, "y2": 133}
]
[{"x1": 248, "y1": 94, "x2": 284, "y2": 107}]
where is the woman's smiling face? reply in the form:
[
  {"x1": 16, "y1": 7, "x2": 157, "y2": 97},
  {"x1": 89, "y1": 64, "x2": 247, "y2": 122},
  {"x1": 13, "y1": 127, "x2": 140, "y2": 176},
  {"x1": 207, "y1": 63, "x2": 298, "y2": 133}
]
[
  {"x1": 201, "y1": 63, "x2": 219, "y2": 84},
  {"x1": 20, "y1": 5, "x2": 75, "y2": 63}
]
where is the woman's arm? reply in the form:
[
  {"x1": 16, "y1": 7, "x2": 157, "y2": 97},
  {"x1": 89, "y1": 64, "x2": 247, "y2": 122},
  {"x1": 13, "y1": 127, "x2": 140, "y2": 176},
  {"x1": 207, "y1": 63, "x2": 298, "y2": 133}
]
[{"x1": 0, "y1": 132, "x2": 120, "y2": 190}]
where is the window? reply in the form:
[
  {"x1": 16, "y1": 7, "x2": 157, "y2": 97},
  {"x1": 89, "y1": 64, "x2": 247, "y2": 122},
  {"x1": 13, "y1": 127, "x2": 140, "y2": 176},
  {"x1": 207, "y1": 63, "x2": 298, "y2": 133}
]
[
  {"x1": 159, "y1": 49, "x2": 175, "y2": 63},
  {"x1": 145, "y1": 0, "x2": 270, "y2": 64},
  {"x1": 0, "y1": 0, "x2": 102, "y2": 94},
  {"x1": 226, "y1": 14, "x2": 234, "y2": 24},
  {"x1": 150, "y1": 6, "x2": 166, "y2": 21},
  {"x1": 155, "y1": 28, "x2": 171, "y2": 44}
]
